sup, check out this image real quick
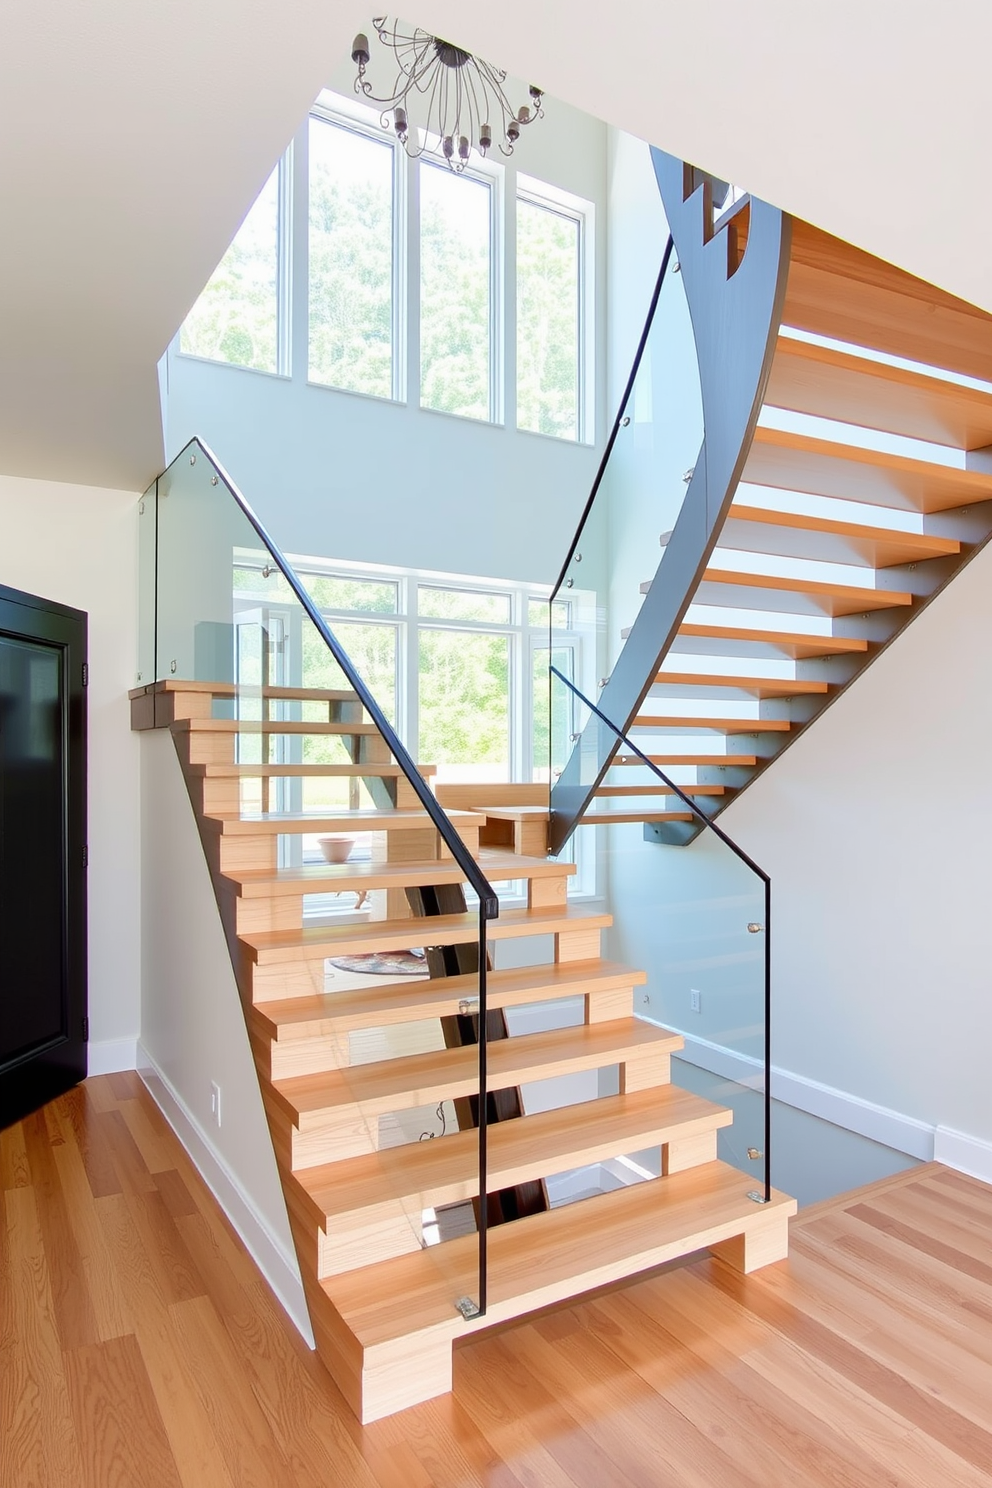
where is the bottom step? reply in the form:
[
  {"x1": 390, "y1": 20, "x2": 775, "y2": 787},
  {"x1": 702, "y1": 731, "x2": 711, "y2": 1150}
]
[{"x1": 312, "y1": 1159, "x2": 796, "y2": 1421}]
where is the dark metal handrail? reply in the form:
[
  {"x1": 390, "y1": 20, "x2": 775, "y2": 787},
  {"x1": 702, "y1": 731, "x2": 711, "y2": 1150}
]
[
  {"x1": 550, "y1": 234, "x2": 675, "y2": 602},
  {"x1": 549, "y1": 665, "x2": 771, "y2": 1203}
]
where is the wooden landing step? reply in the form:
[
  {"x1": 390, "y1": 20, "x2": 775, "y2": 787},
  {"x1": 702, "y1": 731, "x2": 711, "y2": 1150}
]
[
  {"x1": 136, "y1": 678, "x2": 361, "y2": 703},
  {"x1": 652, "y1": 670, "x2": 828, "y2": 697},
  {"x1": 296, "y1": 1086, "x2": 733, "y2": 1237},
  {"x1": 243, "y1": 904, "x2": 612, "y2": 968},
  {"x1": 719, "y1": 503, "x2": 961, "y2": 568},
  {"x1": 253, "y1": 959, "x2": 646, "y2": 1040},
  {"x1": 270, "y1": 1019, "x2": 683, "y2": 1128},
  {"x1": 643, "y1": 566, "x2": 912, "y2": 617},
  {"x1": 225, "y1": 851, "x2": 572, "y2": 900},
  {"x1": 318, "y1": 1159, "x2": 797, "y2": 1421},
  {"x1": 765, "y1": 333, "x2": 992, "y2": 449},
  {"x1": 744, "y1": 425, "x2": 992, "y2": 514},
  {"x1": 204, "y1": 808, "x2": 483, "y2": 836}
]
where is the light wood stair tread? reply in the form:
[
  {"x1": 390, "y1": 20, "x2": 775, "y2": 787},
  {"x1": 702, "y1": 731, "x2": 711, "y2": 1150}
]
[
  {"x1": 595, "y1": 783, "x2": 725, "y2": 796},
  {"x1": 723, "y1": 502, "x2": 961, "y2": 567},
  {"x1": 579, "y1": 809, "x2": 696, "y2": 824},
  {"x1": 174, "y1": 717, "x2": 380, "y2": 736},
  {"x1": 242, "y1": 903, "x2": 613, "y2": 964},
  {"x1": 271, "y1": 1018, "x2": 683, "y2": 1123},
  {"x1": 744, "y1": 424, "x2": 992, "y2": 514},
  {"x1": 132, "y1": 679, "x2": 361, "y2": 703},
  {"x1": 643, "y1": 566, "x2": 912, "y2": 615},
  {"x1": 630, "y1": 715, "x2": 791, "y2": 733},
  {"x1": 672, "y1": 623, "x2": 869, "y2": 658},
  {"x1": 612, "y1": 753, "x2": 758, "y2": 766},
  {"x1": 203, "y1": 808, "x2": 483, "y2": 836},
  {"x1": 653, "y1": 670, "x2": 829, "y2": 696},
  {"x1": 296, "y1": 1087, "x2": 733, "y2": 1227},
  {"x1": 195, "y1": 762, "x2": 437, "y2": 778},
  {"x1": 324, "y1": 1159, "x2": 796, "y2": 1349},
  {"x1": 470, "y1": 805, "x2": 551, "y2": 821},
  {"x1": 253, "y1": 959, "x2": 647, "y2": 1040},
  {"x1": 765, "y1": 335, "x2": 992, "y2": 449},
  {"x1": 224, "y1": 850, "x2": 574, "y2": 897},
  {"x1": 784, "y1": 217, "x2": 992, "y2": 384}
]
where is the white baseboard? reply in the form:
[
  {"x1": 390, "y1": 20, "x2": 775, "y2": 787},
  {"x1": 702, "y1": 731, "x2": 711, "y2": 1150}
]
[
  {"x1": 136, "y1": 1041, "x2": 315, "y2": 1347},
  {"x1": 87, "y1": 1037, "x2": 139, "y2": 1077},
  {"x1": 657, "y1": 1024, "x2": 936, "y2": 1162},
  {"x1": 934, "y1": 1126, "x2": 992, "y2": 1185}
]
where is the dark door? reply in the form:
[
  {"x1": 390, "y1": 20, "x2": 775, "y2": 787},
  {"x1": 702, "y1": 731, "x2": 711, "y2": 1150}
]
[{"x1": 0, "y1": 584, "x2": 87, "y2": 1127}]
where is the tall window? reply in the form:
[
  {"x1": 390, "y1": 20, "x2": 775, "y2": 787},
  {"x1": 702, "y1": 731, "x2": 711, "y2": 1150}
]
[
  {"x1": 308, "y1": 116, "x2": 396, "y2": 399},
  {"x1": 420, "y1": 163, "x2": 493, "y2": 421},
  {"x1": 180, "y1": 166, "x2": 281, "y2": 372},
  {"x1": 516, "y1": 193, "x2": 582, "y2": 439}
]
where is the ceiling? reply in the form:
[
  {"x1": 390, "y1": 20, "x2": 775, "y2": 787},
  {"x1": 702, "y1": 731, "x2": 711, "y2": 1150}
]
[{"x1": 3, "y1": 0, "x2": 991, "y2": 491}]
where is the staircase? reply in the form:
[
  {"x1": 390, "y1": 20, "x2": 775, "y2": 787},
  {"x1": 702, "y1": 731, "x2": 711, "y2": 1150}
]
[
  {"x1": 551, "y1": 157, "x2": 992, "y2": 847},
  {"x1": 131, "y1": 667, "x2": 794, "y2": 1422}
]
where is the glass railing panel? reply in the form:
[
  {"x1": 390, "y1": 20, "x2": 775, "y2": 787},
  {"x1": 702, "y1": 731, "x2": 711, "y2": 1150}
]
[
  {"x1": 148, "y1": 439, "x2": 497, "y2": 1319},
  {"x1": 551, "y1": 235, "x2": 705, "y2": 800},
  {"x1": 136, "y1": 479, "x2": 157, "y2": 687},
  {"x1": 549, "y1": 669, "x2": 771, "y2": 1204}
]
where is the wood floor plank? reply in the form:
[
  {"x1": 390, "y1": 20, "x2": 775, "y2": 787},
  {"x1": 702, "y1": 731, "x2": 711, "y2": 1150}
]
[
  {"x1": 2, "y1": 1184, "x2": 87, "y2": 1487},
  {"x1": 7, "y1": 1080, "x2": 992, "y2": 1487},
  {"x1": 64, "y1": 1333, "x2": 184, "y2": 1488}
]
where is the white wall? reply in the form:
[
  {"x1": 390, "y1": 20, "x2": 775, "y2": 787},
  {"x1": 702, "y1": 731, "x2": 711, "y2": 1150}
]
[
  {"x1": 163, "y1": 89, "x2": 609, "y2": 585},
  {"x1": 138, "y1": 728, "x2": 311, "y2": 1338},
  {"x1": 0, "y1": 473, "x2": 141, "y2": 1070}
]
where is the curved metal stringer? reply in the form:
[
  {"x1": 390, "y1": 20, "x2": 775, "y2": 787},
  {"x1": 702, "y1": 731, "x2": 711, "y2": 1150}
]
[{"x1": 549, "y1": 150, "x2": 791, "y2": 853}]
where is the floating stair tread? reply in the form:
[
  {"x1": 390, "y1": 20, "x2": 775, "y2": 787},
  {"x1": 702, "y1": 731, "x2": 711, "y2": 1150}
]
[
  {"x1": 203, "y1": 808, "x2": 483, "y2": 836},
  {"x1": 196, "y1": 762, "x2": 437, "y2": 779},
  {"x1": 630, "y1": 716, "x2": 792, "y2": 733},
  {"x1": 673, "y1": 623, "x2": 869, "y2": 659},
  {"x1": 242, "y1": 903, "x2": 613, "y2": 965},
  {"x1": 174, "y1": 717, "x2": 380, "y2": 736},
  {"x1": 723, "y1": 503, "x2": 961, "y2": 567},
  {"x1": 784, "y1": 217, "x2": 992, "y2": 384},
  {"x1": 744, "y1": 425, "x2": 992, "y2": 514},
  {"x1": 225, "y1": 850, "x2": 574, "y2": 898},
  {"x1": 612, "y1": 753, "x2": 757, "y2": 767},
  {"x1": 271, "y1": 1017, "x2": 683, "y2": 1125},
  {"x1": 253, "y1": 959, "x2": 648, "y2": 1041},
  {"x1": 471, "y1": 805, "x2": 550, "y2": 821},
  {"x1": 132, "y1": 679, "x2": 361, "y2": 703},
  {"x1": 765, "y1": 335, "x2": 992, "y2": 450},
  {"x1": 643, "y1": 566, "x2": 912, "y2": 615},
  {"x1": 595, "y1": 784, "x2": 726, "y2": 797},
  {"x1": 324, "y1": 1160, "x2": 796, "y2": 1349},
  {"x1": 579, "y1": 809, "x2": 696, "y2": 825},
  {"x1": 653, "y1": 670, "x2": 829, "y2": 697},
  {"x1": 297, "y1": 1087, "x2": 733, "y2": 1228}
]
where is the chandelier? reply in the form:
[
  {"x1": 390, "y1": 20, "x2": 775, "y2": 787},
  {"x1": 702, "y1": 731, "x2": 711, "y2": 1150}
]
[{"x1": 351, "y1": 18, "x2": 544, "y2": 171}]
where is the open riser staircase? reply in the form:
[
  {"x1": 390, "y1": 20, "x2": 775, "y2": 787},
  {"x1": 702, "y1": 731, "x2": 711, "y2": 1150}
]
[
  {"x1": 132, "y1": 671, "x2": 793, "y2": 1421},
  {"x1": 551, "y1": 152, "x2": 992, "y2": 848}
]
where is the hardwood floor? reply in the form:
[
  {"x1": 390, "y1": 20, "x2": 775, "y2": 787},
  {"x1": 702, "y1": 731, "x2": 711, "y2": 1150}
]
[{"x1": 3, "y1": 1074, "x2": 992, "y2": 1486}]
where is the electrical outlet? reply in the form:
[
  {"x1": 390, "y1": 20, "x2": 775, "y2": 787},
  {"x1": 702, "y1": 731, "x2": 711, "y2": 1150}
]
[
  {"x1": 690, "y1": 988, "x2": 701, "y2": 1013},
  {"x1": 210, "y1": 1081, "x2": 222, "y2": 1127}
]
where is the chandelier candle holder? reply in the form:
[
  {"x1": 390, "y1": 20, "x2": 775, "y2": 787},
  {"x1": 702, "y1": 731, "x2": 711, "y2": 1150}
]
[{"x1": 352, "y1": 17, "x2": 544, "y2": 171}]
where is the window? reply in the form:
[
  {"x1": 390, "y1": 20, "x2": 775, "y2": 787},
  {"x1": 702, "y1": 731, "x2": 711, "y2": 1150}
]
[
  {"x1": 419, "y1": 163, "x2": 493, "y2": 421},
  {"x1": 308, "y1": 116, "x2": 396, "y2": 399},
  {"x1": 516, "y1": 192, "x2": 582, "y2": 439},
  {"x1": 180, "y1": 165, "x2": 282, "y2": 373}
]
